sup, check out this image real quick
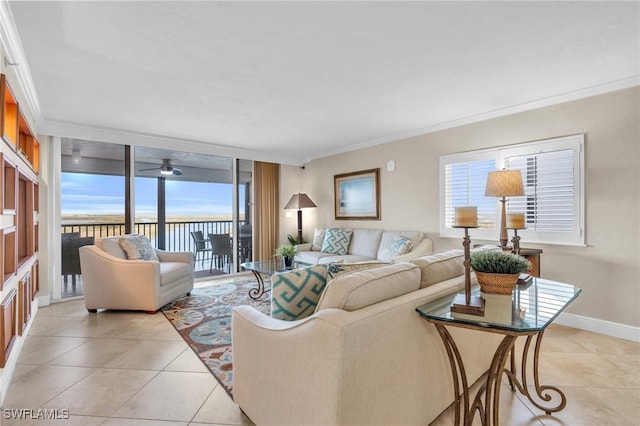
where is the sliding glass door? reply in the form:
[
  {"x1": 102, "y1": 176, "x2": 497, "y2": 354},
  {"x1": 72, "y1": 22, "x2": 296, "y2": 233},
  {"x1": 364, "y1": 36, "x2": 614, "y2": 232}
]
[{"x1": 57, "y1": 140, "x2": 253, "y2": 300}]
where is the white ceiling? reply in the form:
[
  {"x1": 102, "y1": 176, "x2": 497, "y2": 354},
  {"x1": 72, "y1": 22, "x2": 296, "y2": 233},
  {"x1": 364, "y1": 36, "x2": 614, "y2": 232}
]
[{"x1": 8, "y1": 1, "x2": 640, "y2": 165}]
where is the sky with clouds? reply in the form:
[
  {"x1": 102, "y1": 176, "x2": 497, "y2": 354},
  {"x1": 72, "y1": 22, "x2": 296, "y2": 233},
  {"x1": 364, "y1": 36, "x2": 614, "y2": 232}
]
[{"x1": 61, "y1": 172, "x2": 241, "y2": 219}]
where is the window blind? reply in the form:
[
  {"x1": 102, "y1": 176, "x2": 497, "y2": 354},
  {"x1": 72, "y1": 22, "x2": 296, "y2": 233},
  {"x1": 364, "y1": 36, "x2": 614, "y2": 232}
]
[
  {"x1": 440, "y1": 134, "x2": 584, "y2": 245},
  {"x1": 505, "y1": 149, "x2": 575, "y2": 232}
]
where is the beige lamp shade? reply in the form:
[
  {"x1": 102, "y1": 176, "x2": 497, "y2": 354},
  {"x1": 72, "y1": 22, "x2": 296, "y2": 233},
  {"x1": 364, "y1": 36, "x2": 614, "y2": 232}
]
[
  {"x1": 284, "y1": 193, "x2": 317, "y2": 209},
  {"x1": 484, "y1": 170, "x2": 525, "y2": 197}
]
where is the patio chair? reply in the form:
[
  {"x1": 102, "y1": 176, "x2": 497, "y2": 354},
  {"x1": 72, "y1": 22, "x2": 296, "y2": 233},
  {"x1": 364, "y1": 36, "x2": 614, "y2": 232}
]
[
  {"x1": 190, "y1": 230, "x2": 212, "y2": 266},
  {"x1": 209, "y1": 233, "x2": 233, "y2": 273}
]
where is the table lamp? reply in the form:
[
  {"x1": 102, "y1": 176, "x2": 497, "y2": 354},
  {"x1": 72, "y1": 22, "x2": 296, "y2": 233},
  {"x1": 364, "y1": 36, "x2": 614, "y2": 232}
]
[
  {"x1": 284, "y1": 193, "x2": 317, "y2": 244},
  {"x1": 484, "y1": 170, "x2": 524, "y2": 247}
]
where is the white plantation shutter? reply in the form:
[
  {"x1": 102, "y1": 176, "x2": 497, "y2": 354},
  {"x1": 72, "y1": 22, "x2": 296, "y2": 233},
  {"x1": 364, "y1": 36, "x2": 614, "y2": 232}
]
[
  {"x1": 443, "y1": 159, "x2": 496, "y2": 228},
  {"x1": 441, "y1": 134, "x2": 584, "y2": 245},
  {"x1": 506, "y1": 150, "x2": 574, "y2": 231}
]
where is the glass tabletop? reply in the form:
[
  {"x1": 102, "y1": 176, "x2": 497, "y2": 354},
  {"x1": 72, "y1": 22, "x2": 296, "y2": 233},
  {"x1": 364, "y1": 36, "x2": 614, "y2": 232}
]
[
  {"x1": 240, "y1": 259, "x2": 297, "y2": 275},
  {"x1": 416, "y1": 278, "x2": 581, "y2": 332}
]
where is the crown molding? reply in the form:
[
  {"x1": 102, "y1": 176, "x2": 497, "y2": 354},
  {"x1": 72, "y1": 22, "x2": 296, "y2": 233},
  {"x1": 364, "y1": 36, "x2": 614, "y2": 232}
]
[
  {"x1": 0, "y1": 1, "x2": 42, "y2": 123},
  {"x1": 40, "y1": 119, "x2": 306, "y2": 166},
  {"x1": 308, "y1": 76, "x2": 640, "y2": 163}
]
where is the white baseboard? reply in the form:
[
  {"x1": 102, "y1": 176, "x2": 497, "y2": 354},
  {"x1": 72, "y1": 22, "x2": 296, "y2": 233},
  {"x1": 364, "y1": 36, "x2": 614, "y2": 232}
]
[
  {"x1": 556, "y1": 312, "x2": 640, "y2": 342},
  {"x1": 38, "y1": 293, "x2": 51, "y2": 307}
]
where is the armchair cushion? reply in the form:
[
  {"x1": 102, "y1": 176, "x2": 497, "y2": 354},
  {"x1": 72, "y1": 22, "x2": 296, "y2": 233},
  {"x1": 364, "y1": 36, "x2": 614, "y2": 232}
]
[
  {"x1": 271, "y1": 265, "x2": 328, "y2": 321},
  {"x1": 118, "y1": 234, "x2": 159, "y2": 261},
  {"x1": 159, "y1": 262, "x2": 192, "y2": 287},
  {"x1": 316, "y1": 262, "x2": 420, "y2": 312}
]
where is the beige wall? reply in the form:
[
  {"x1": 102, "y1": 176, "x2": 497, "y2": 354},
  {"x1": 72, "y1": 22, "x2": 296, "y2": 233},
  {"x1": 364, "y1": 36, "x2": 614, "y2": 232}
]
[{"x1": 286, "y1": 87, "x2": 639, "y2": 327}]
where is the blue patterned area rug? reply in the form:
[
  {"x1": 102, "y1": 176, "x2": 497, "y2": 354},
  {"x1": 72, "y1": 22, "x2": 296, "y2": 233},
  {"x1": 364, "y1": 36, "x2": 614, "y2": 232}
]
[{"x1": 161, "y1": 279, "x2": 270, "y2": 397}]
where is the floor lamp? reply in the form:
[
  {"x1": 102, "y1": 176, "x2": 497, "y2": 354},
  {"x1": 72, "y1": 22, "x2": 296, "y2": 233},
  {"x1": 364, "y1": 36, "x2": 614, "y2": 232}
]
[
  {"x1": 284, "y1": 193, "x2": 317, "y2": 244},
  {"x1": 484, "y1": 170, "x2": 525, "y2": 247}
]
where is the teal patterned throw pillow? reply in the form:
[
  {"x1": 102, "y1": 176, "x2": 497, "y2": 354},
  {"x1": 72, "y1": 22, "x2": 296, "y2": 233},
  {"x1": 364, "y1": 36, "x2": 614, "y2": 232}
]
[
  {"x1": 321, "y1": 228, "x2": 353, "y2": 255},
  {"x1": 271, "y1": 265, "x2": 328, "y2": 320},
  {"x1": 389, "y1": 237, "x2": 414, "y2": 257}
]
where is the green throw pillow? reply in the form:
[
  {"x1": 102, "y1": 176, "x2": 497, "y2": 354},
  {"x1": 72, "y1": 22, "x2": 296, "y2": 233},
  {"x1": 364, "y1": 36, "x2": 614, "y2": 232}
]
[
  {"x1": 271, "y1": 265, "x2": 328, "y2": 321},
  {"x1": 321, "y1": 228, "x2": 352, "y2": 255}
]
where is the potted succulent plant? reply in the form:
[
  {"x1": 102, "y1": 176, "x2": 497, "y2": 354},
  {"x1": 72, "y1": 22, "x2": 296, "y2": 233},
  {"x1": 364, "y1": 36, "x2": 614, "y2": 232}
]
[
  {"x1": 470, "y1": 250, "x2": 531, "y2": 294},
  {"x1": 275, "y1": 244, "x2": 296, "y2": 268}
]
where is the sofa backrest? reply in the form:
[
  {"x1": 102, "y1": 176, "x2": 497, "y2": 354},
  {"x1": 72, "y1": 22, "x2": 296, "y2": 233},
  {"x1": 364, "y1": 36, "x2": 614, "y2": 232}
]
[
  {"x1": 315, "y1": 262, "x2": 421, "y2": 312},
  {"x1": 410, "y1": 250, "x2": 464, "y2": 288},
  {"x1": 348, "y1": 229, "x2": 383, "y2": 258}
]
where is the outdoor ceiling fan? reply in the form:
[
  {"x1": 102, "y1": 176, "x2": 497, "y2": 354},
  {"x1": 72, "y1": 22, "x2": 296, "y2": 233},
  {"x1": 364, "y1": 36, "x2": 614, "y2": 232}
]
[{"x1": 138, "y1": 159, "x2": 183, "y2": 176}]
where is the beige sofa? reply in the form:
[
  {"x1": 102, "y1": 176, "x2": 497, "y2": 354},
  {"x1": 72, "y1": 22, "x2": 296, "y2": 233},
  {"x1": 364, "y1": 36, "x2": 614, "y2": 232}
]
[
  {"x1": 232, "y1": 249, "x2": 502, "y2": 425},
  {"x1": 294, "y1": 228, "x2": 433, "y2": 265},
  {"x1": 79, "y1": 236, "x2": 194, "y2": 313}
]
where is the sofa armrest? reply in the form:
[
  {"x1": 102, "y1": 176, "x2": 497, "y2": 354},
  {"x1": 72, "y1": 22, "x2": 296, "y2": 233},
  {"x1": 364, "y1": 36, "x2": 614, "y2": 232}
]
[
  {"x1": 391, "y1": 238, "x2": 433, "y2": 262},
  {"x1": 232, "y1": 306, "x2": 346, "y2": 425},
  {"x1": 295, "y1": 242, "x2": 312, "y2": 252},
  {"x1": 156, "y1": 249, "x2": 193, "y2": 264}
]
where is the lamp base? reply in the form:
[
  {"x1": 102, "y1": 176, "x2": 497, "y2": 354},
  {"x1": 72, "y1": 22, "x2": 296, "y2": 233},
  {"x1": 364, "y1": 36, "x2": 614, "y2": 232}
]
[{"x1": 450, "y1": 294, "x2": 485, "y2": 316}]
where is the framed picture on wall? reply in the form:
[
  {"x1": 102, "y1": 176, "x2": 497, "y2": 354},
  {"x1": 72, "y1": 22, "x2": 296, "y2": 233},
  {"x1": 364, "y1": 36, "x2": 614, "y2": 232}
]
[{"x1": 334, "y1": 168, "x2": 380, "y2": 220}]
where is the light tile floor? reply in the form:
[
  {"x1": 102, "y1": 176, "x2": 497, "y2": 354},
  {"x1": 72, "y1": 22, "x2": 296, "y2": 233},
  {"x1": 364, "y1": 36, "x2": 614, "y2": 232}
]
[{"x1": 2, "y1": 290, "x2": 639, "y2": 426}]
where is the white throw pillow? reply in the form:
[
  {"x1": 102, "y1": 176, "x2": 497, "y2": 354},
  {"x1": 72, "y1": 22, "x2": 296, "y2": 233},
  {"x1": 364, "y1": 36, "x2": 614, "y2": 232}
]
[
  {"x1": 118, "y1": 234, "x2": 159, "y2": 261},
  {"x1": 311, "y1": 227, "x2": 325, "y2": 251}
]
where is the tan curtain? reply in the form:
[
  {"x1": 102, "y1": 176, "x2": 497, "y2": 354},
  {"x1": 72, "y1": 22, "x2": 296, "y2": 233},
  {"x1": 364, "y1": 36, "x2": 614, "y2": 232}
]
[{"x1": 253, "y1": 161, "x2": 280, "y2": 261}]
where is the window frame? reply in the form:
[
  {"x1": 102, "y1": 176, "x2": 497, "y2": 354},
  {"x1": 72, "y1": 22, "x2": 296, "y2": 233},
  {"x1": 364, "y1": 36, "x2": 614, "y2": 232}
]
[{"x1": 439, "y1": 134, "x2": 585, "y2": 246}]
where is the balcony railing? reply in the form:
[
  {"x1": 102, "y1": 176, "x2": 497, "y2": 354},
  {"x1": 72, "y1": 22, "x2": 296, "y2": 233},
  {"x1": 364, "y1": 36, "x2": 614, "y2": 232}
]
[
  {"x1": 61, "y1": 220, "x2": 247, "y2": 253},
  {"x1": 61, "y1": 220, "x2": 251, "y2": 278}
]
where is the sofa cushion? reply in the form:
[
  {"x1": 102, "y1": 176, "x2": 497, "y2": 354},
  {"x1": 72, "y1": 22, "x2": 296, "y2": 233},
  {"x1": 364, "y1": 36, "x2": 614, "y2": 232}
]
[
  {"x1": 311, "y1": 227, "x2": 325, "y2": 251},
  {"x1": 118, "y1": 234, "x2": 160, "y2": 261},
  {"x1": 410, "y1": 250, "x2": 464, "y2": 288},
  {"x1": 317, "y1": 254, "x2": 375, "y2": 264},
  {"x1": 271, "y1": 265, "x2": 328, "y2": 320},
  {"x1": 159, "y1": 262, "x2": 191, "y2": 286},
  {"x1": 348, "y1": 229, "x2": 383, "y2": 258},
  {"x1": 316, "y1": 262, "x2": 421, "y2": 312},
  {"x1": 377, "y1": 231, "x2": 423, "y2": 260},
  {"x1": 321, "y1": 228, "x2": 353, "y2": 255},
  {"x1": 96, "y1": 236, "x2": 128, "y2": 259},
  {"x1": 326, "y1": 261, "x2": 390, "y2": 280}
]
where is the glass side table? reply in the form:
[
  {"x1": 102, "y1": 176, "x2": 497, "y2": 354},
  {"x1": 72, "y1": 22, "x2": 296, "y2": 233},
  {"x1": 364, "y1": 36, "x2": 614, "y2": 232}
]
[
  {"x1": 241, "y1": 259, "x2": 299, "y2": 299},
  {"x1": 416, "y1": 278, "x2": 581, "y2": 426}
]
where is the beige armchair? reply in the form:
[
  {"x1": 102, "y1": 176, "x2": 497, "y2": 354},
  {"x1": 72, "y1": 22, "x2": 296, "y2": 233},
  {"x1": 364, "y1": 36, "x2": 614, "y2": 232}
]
[{"x1": 79, "y1": 236, "x2": 194, "y2": 313}]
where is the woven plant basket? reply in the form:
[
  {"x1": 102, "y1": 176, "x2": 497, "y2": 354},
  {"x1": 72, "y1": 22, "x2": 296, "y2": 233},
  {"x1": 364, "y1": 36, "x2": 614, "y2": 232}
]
[{"x1": 474, "y1": 271, "x2": 519, "y2": 295}]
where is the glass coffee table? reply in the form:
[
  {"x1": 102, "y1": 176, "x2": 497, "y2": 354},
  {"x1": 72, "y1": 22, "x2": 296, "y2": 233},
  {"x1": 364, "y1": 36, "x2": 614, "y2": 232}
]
[
  {"x1": 241, "y1": 259, "x2": 298, "y2": 299},
  {"x1": 416, "y1": 278, "x2": 581, "y2": 426}
]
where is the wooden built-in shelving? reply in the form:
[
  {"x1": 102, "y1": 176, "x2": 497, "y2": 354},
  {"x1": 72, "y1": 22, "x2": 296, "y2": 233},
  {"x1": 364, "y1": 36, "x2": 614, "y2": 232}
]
[
  {"x1": 3, "y1": 156, "x2": 16, "y2": 213},
  {"x1": 17, "y1": 173, "x2": 35, "y2": 266},
  {"x1": 0, "y1": 73, "x2": 40, "y2": 372},
  {"x1": 4, "y1": 227, "x2": 16, "y2": 285},
  {"x1": 18, "y1": 112, "x2": 39, "y2": 173},
  {"x1": 31, "y1": 261, "x2": 38, "y2": 301},
  {"x1": 1, "y1": 288, "x2": 16, "y2": 367},
  {"x1": 18, "y1": 273, "x2": 31, "y2": 335},
  {"x1": 1, "y1": 75, "x2": 18, "y2": 149}
]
